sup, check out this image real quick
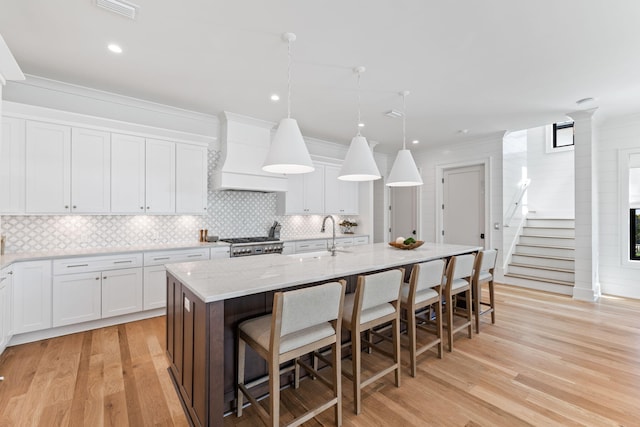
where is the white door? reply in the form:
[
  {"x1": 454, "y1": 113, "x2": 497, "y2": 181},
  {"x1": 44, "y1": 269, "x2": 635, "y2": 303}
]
[
  {"x1": 390, "y1": 186, "x2": 418, "y2": 241},
  {"x1": 25, "y1": 121, "x2": 71, "y2": 213},
  {"x1": 111, "y1": 133, "x2": 146, "y2": 213},
  {"x1": 71, "y1": 127, "x2": 111, "y2": 213},
  {"x1": 143, "y1": 265, "x2": 167, "y2": 310},
  {"x1": 443, "y1": 165, "x2": 485, "y2": 247},
  {"x1": 176, "y1": 144, "x2": 208, "y2": 214},
  {"x1": 102, "y1": 267, "x2": 143, "y2": 318},
  {"x1": 0, "y1": 117, "x2": 26, "y2": 213},
  {"x1": 12, "y1": 260, "x2": 52, "y2": 334},
  {"x1": 52, "y1": 272, "x2": 102, "y2": 327},
  {"x1": 146, "y1": 139, "x2": 176, "y2": 213}
]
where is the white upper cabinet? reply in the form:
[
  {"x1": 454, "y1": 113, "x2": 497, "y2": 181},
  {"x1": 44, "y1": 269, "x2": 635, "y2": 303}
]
[
  {"x1": 176, "y1": 144, "x2": 208, "y2": 213},
  {"x1": 145, "y1": 138, "x2": 176, "y2": 213},
  {"x1": 324, "y1": 164, "x2": 359, "y2": 215},
  {"x1": 0, "y1": 117, "x2": 25, "y2": 213},
  {"x1": 71, "y1": 128, "x2": 111, "y2": 213},
  {"x1": 25, "y1": 121, "x2": 71, "y2": 213},
  {"x1": 111, "y1": 133, "x2": 146, "y2": 213},
  {"x1": 278, "y1": 166, "x2": 325, "y2": 215}
]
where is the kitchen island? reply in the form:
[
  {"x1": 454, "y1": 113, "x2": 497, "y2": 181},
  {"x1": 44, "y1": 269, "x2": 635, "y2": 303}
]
[{"x1": 165, "y1": 241, "x2": 481, "y2": 426}]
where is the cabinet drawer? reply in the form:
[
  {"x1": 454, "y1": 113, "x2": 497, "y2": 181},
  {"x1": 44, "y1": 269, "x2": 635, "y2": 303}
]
[
  {"x1": 53, "y1": 253, "x2": 143, "y2": 275},
  {"x1": 143, "y1": 248, "x2": 210, "y2": 266},
  {"x1": 354, "y1": 236, "x2": 369, "y2": 245},
  {"x1": 335, "y1": 237, "x2": 354, "y2": 247},
  {"x1": 295, "y1": 240, "x2": 327, "y2": 253}
]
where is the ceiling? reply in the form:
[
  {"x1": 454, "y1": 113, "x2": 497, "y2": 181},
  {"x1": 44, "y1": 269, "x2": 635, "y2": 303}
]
[{"x1": 2, "y1": 0, "x2": 640, "y2": 153}]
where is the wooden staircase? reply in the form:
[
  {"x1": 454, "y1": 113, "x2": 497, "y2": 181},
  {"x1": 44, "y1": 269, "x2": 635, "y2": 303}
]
[{"x1": 505, "y1": 218, "x2": 575, "y2": 294}]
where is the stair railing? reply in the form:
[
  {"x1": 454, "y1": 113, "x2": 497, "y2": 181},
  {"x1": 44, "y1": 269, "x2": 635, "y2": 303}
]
[{"x1": 504, "y1": 179, "x2": 531, "y2": 228}]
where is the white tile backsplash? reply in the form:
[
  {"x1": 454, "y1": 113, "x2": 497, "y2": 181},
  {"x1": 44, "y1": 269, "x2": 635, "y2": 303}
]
[{"x1": 1, "y1": 148, "x2": 358, "y2": 253}]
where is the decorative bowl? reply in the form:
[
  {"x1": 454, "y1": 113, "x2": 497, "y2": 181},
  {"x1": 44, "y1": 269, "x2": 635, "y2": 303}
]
[{"x1": 388, "y1": 240, "x2": 424, "y2": 250}]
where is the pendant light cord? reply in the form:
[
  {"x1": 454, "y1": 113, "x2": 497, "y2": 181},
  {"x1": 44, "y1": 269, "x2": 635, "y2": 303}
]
[
  {"x1": 357, "y1": 72, "x2": 362, "y2": 136},
  {"x1": 402, "y1": 93, "x2": 407, "y2": 150},
  {"x1": 287, "y1": 37, "x2": 292, "y2": 119}
]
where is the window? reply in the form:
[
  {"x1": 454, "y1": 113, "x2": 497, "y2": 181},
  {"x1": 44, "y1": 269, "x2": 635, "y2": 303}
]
[
  {"x1": 631, "y1": 209, "x2": 640, "y2": 260},
  {"x1": 553, "y1": 121, "x2": 574, "y2": 148}
]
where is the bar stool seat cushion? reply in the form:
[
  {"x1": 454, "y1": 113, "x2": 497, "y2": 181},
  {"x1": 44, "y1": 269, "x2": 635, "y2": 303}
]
[
  {"x1": 447, "y1": 277, "x2": 470, "y2": 291},
  {"x1": 477, "y1": 271, "x2": 492, "y2": 282},
  {"x1": 342, "y1": 293, "x2": 396, "y2": 329},
  {"x1": 400, "y1": 282, "x2": 438, "y2": 305},
  {"x1": 240, "y1": 315, "x2": 336, "y2": 354}
]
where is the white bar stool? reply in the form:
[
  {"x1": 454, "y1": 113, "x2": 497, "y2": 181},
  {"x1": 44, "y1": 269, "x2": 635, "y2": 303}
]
[
  {"x1": 472, "y1": 249, "x2": 498, "y2": 333},
  {"x1": 237, "y1": 280, "x2": 346, "y2": 427},
  {"x1": 400, "y1": 259, "x2": 445, "y2": 377},
  {"x1": 443, "y1": 254, "x2": 475, "y2": 352},
  {"x1": 341, "y1": 268, "x2": 403, "y2": 415}
]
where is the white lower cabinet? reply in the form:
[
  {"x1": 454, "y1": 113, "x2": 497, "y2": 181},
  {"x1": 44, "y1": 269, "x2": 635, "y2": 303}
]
[
  {"x1": 210, "y1": 246, "x2": 231, "y2": 259},
  {"x1": 143, "y1": 248, "x2": 210, "y2": 310},
  {"x1": 295, "y1": 240, "x2": 328, "y2": 253},
  {"x1": 101, "y1": 268, "x2": 143, "y2": 318},
  {"x1": 53, "y1": 272, "x2": 102, "y2": 327},
  {"x1": 0, "y1": 268, "x2": 14, "y2": 355},
  {"x1": 13, "y1": 260, "x2": 52, "y2": 334}
]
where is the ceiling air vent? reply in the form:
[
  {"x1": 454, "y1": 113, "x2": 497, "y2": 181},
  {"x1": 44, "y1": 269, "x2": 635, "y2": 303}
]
[
  {"x1": 384, "y1": 109, "x2": 403, "y2": 119},
  {"x1": 96, "y1": 0, "x2": 138, "y2": 20}
]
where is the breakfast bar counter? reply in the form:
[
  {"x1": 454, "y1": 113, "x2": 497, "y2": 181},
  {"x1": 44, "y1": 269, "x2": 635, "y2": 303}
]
[{"x1": 165, "y1": 242, "x2": 481, "y2": 426}]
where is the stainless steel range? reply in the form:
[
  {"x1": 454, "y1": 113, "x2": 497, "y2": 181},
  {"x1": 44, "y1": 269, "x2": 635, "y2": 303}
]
[{"x1": 220, "y1": 237, "x2": 284, "y2": 257}]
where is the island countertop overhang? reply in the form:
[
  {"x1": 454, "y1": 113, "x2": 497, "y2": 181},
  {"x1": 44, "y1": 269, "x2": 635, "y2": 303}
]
[{"x1": 165, "y1": 242, "x2": 482, "y2": 303}]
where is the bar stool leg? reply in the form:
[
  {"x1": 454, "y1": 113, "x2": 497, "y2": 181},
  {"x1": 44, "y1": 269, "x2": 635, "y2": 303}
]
[
  {"x1": 333, "y1": 340, "x2": 343, "y2": 426},
  {"x1": 474, "y1": 280, "x2": 481, "y2": 334},
  {"x1": 392, "y1": 315, "x2": 401, "y2": 387},
  {"x1": 489, "y1": 280, "x2": 496, "y2": 324},
  {"x1": 407, "y1": 307, "x2": 418, "y2": 377},
  {"x1": 352, "y1": 330, "x2": 362, "y2": 415},
  {"x1": 237, "y1": 338, "x2": 246, "y2": 417},
  {"x1": 270, "y1": 357, "x2": 280, "y2": 427},
  {"x1": 466, "y1": 288, "x2": 473, "y2": 339}
]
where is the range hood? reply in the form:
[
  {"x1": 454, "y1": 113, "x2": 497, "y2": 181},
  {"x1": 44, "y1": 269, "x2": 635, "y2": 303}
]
[{"x1": 211, "y1": 112, "x2": 288, "y2": 192}]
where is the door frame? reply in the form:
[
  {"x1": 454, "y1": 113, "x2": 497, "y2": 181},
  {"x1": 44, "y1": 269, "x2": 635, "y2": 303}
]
[{"x1": 436, "y1": 157, "x2": 492, "y2": 249}]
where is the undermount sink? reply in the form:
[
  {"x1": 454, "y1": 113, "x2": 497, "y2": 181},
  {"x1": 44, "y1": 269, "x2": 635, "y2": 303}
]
[{"x1": 287, "y1": 249, "x2": 351, "y2": 260}]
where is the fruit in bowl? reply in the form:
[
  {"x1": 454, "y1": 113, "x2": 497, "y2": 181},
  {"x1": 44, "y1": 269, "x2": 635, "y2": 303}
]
[{"x1": 389, "y1": 237, "x2": 424, "y2": 250}]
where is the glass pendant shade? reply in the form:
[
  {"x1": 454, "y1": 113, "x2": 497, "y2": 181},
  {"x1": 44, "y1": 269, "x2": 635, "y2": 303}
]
[
  {"x1": 263, "y1": 117, "x2": 314, "y2": 174},
  {"x1": 386, "y1": 149, "x2": 423, "y2": 187},
  {"x1": 338, "y1": 135, "x2": 381, "y2": 181}
]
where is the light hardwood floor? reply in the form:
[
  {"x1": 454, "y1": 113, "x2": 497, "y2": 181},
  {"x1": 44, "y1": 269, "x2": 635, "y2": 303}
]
[{"x1": 1, "y1": 284, "x2": 639, "y2": 426}]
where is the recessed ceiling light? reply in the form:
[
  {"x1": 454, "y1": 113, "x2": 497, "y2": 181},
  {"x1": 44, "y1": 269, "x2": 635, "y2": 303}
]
[
  {"x1": 412, "y1": 139, "x2": 419, "y2": 144},
  {"x1": 358, "y1": 122, "x2": 365, "y2": 128},
  {"x1": 107, "y1": 43, "x2": 123, "y2": 54},
  {"x1": 458, "y1": 129, "x2": 469, "y2": 134},
  {"x1": 270, "y1": 94, "x2": 280, "y2": 101},
  {"x1": 576, "y1": 97, "x2": 596, "y2": 105}
]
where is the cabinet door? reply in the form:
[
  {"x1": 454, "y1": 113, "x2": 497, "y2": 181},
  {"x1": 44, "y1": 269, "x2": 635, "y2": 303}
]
[
  {"x1": 102, "y1": 267, "x2": 143, "y2": 318},
  {"x1": 284, "y1": 173, "x2": 306, "y2": 214},
  {"x1": 143, "y1": 265, "x2": 167, "y2": 310},
  {"x1": 13, "y1": 260, "x2": 52, "y2": 334},
  {"x1": 324, "y1": 165, "x2": 358, "y2": 215},
  {"x1": 71, "y1": 128, "x2": 111, "y2": 213},
  {"x1": 210, "y1": 247, "x2": 230, "y2": 259},
  {"x1": 25, "y1": 121, "x2": 71, "y2": 213},
  {"x1": 111, "y1": 133, "x2": 146, "y2": 213},
  {"x1": 0, "y1": 117, "x2": 26, "y2": 213},
  {"x1": 0, "y1": 272, "x2": 10, "y2": 355},
  {"x1": 304, "y1": 167, "x2": 325, "y2": 214},
  {"x1": 146, "y1": 139, "x2": 176, "y2": 213},
  {"x1": 52, "y1": 272, "x2": 102, "y2": 327},
  {"x1": 176, "y1": 144, "x2": 208, "y2": 214}
]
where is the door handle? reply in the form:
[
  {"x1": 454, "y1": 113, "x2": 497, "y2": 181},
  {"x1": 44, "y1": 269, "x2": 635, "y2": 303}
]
[{"x1": 480, "y1": 233, "x2": 485, "y2": 239}]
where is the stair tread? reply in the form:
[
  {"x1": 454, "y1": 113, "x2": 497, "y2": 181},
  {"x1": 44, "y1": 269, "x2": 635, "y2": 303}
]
[
  {"x1": 521, "y1": 234, "x2": 575, "y2": 239},
  {"x1": 504, "y1": 273, "x2": 574, "y2": 287},
  {"x1": 509, "y1": 262, "x2": 574, "y2": 273},
  {"x1": 515, "y1": 243, "x2": 575, "y2": 250},
  {"x1": 512, "y1": 253, "x2": 574, "y2": 261}
]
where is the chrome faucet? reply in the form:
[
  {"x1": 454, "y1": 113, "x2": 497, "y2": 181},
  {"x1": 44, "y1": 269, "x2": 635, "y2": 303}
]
[{"x1": 321, "y1": 215, "x2": 337, "y2": 256}]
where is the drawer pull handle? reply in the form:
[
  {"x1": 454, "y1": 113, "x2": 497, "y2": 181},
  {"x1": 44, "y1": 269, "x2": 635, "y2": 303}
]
[
  {"x1": 0, "y1": 277, "x2": 6, "y2": 283},
  {"x1": 114, "y1": 260, "x2": 133, "y2": 264},
  {"x1": 68, "y1": 264, "x2": 89, "y2": 268},
  {"x1": 187, "y1": 254, "x2": 202, "y2": 258},
  {"x1": 154, "y1": 257, "x2": 170, "y2": 261},
  {"x1": 95, "y1": 277, "x2": 100, "y2": 281}
]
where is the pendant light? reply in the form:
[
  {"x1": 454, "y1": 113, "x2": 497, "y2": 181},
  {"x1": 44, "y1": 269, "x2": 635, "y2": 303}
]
[
  {"x1": 263, "y1": 32, "x2": 314, "y2": 174},
  {"x1": 338, "y1": 66, "x2": 381, "y2": 181},
  {"x1": 386, "y1": 91, "x2": 423, "y2": 187}
]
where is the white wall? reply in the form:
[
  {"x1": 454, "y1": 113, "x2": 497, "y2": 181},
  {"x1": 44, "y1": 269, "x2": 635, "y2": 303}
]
[
  {"x1": 413, "y1": 134, "x2": 504, "y2": 277},
  {"x1": 502, "y1": 130, "x2": 528, "y2": 268},
  {"x1": 526, "y1": 126, "x2": 574, "y2": 218},
  {"x1": 595, "y1": 113, "x2": 640, "y2": 298}
]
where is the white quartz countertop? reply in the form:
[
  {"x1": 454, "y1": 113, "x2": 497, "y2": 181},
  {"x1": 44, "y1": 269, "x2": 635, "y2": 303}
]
[
  {"x1": 166, "y1": 242, "x2": 481, "y2": 303},
  {"x1": 0, "y1": 241, "x2": 231, "y2": 270}
]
